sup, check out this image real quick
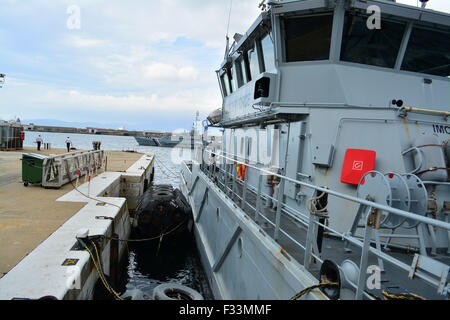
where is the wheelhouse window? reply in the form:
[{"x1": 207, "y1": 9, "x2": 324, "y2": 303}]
[
  {"x1": 235, "y1": 56, "x2": 247, "y2": 87},
  {"x1": 221, "y1": 72, "x2": 231, "y2": 97},
  {"x1": 340, "y1": 13, "x2": 406, "y2": 68},
  {"x1": 283, "y1": 13, "x2": 333, "y2": 62},
  {"x1": 247, "y1": 44, "x2": 260, "y2": 81},
  {"x1": 401, "y1": 26, "x2": 450, "y2": 77},
  {"x1": 229, "y1": 65, "x2": 237, "y2": 93},
  {"x1": 261, "y1": 33, "x2": 275, "y2": 72}
]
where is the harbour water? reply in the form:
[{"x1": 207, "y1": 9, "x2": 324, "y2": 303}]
[{"x1": 23, "y1": 131, "x2": 213, "y2": 300}]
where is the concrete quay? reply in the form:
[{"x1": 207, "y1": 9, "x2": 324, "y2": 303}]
[{"x1": 0, "y1": 147, "x2": 155, "y2": 299}]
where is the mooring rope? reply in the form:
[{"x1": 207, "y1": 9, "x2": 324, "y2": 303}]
[
  {"x1": 65, "y1": 161, "x2": 122, "y2": 209},
  {"x1": 103, "y1": 218, "x2": 188, "y2": 243},
  {"x1": 154, "y1": 156, "x2": 178, "y2": 178},
  {"x1": 78, "y1": 238, "x2": 124, "y2": 300},
  {"x1": 290, "y1": 282, "x2": 339, "y2": 300}
]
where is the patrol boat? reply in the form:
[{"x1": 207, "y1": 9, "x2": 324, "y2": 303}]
[
  {"x1": 134, "y1": 135, "x2": 184, "y2": 147},
  {"x1": 136, "y1": 112, "x2": 203, "y2": 148},
  {"x1": 180, "y1": 0, "x2": 450, "y2": 300}
]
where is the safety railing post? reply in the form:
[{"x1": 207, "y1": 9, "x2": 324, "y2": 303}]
[
  {"x1": 304, "y1": 214, "x2": 319, "y2": 270},
  {"x1": 241, "y1": 166, "x2": 248, "y2": 211},
  {"x1": 274, "y1": 178, "x2": 285, "y2": 241},
  {"x1": 232, "y1": 164, "x2": 238, "y2": 201},
  {"x1": 255, "y1": 173, "x2": 263, "y2": 224},
  {"x1": 220, "y1": 159, "x2": 224, "y2": 188},
  {"x1": 225, "y1": 163, "x2": 231, "y2": 196},
  {"x1": 356, "y1": 206, "x2": 379, "y2": 300}
]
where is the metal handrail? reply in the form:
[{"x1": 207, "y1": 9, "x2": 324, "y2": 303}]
[
  {"x1": 193, "y1": 148, "x2": 450, "y2": 299},
  {"x1": 206, "y1": 149, "x2": 450, "y2": 230}
]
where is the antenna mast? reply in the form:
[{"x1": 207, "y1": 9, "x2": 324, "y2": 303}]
[{"x1": 226, "y1": 0, "x2": 233, "y2": 38}]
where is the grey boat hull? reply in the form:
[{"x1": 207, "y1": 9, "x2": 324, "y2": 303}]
[
  {"x1": 180, "y1": 161, "x2": 326, "y2": 300},
  {"x1": 134, "y1": 136, "x2": 182, "y2": 148}
]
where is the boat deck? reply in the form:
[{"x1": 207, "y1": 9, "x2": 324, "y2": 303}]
[
  {"x1": 215, "y1": 173, "x2": 449, "y2": 300},
  {"x1": 0, "y1": 147, "x2": 144, "y2": 279}
]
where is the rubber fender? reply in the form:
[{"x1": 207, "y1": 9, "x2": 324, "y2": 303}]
[
  {"x1": 151, "y1": 187, "x2": 173, "y2": 192},
  {"x1": 152, "y1": 190, "x2": 173, "y2": 202},
  {"x1": 153, "y1": 283, "x2": 204, "y2": 301},
  {"x1": 413, "y1": 134, "x2": 448, "y2": 181},
  {"x1": 173, "y1": 189, "x2": 192, "y2": 214},
  {"x1": 151, "y1": 184, "x2": 173, "y2": 191}
]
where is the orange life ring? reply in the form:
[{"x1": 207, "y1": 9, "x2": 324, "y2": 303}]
[{"x1": 20, "y1": 131, "x2": 25, "y2": 141}]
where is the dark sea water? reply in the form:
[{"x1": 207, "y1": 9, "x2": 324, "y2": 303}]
[{"x1": 24, "y1": 131, "x2": 213, "y2": 300}]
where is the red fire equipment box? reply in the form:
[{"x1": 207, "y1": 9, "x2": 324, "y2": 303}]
[{"x1": 341, "y1": 149, "x2": 376, "y2": 185}]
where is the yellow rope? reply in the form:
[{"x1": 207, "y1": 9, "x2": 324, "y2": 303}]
[
  {"x1": 90, "y1": 240, "x2": 124, "y2": 300},
  {"x1": 103, "y1": 218, "x2": 187, "y2": 243},
  {"x1": 364, "y1": 289, "x2": 427, "y2": 300},
  {"x1": 381, "y1": 290, "x2": 426, "y2": 300},
  {"x1": 81, "y1": 240, "x2": 124, "y2": 300},
  {"x1": 290, "y1": 282, "x2": 339, "y2": 300},
  {"x1": 290, "y1": 281, "x2": 427, "y2": 301}
]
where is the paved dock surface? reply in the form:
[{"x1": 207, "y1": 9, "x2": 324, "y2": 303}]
[{"x1": 0, "y1": 147, "x2": 143, "y2": 279}]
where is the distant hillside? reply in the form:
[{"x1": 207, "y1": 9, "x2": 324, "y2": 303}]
[
  {"x1": 22, "y1": 119, "x2": 127, "y2": 130},
  {"x1": 21, "y1": 114, "x2": 203, "y2": 132}
]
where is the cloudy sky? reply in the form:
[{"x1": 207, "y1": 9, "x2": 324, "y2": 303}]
[{"x1": 0, "y1": 0, "x2": 449, "y2": 131}]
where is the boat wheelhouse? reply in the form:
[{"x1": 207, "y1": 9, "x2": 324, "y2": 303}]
[{"x1": 181, "y1": 0, "x2": 450, "y2": 300}]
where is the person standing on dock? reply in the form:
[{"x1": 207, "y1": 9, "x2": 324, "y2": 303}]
[
  {"x1": 35, "y1": 135, "x2": 43, "y2": 151},
  {"x1": 65, "y1": 137, "x2": 72, "y2": 152}
]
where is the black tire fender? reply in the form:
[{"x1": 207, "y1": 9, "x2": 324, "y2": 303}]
[{"x1": 153, "y1": 283, "x2": 204, "y2": 301}]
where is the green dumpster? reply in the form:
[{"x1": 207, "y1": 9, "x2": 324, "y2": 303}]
[{"x1": 22, "y1": 153, "x2": 48, "y2": 186}]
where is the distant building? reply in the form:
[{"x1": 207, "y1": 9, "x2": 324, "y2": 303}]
[
  {"x1": 0, "y1": 122, "x2": 23, "y2": 150},
  {"x1": 86, "y1": 127, "x2": 115, "y2": 134},
  {"x1": 32, "y1": 125, "x2": 78, "y2": 133},
  {"x1": 142, "y1": 130, "x2": 165, "y2": 137},
  {"x1": 23, "y1": 124, "x2": 34, "y2": 131}
]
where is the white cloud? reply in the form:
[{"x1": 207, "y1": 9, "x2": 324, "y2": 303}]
[
  {"x1": 66, "y1": 35, "x2": 108, "y2": 48},
  {"x1": 6, "y1": 0, "x2": 448, "y2": 129},
  {"x1": 75, "y1": 0, "x2": 262, "y2": 49},
  {"x1": 144, "y1": 63, "x2": 199, "y2": 81},
  {"x1": 3, "y1": 77, "x2": 218, "y2": 116}
]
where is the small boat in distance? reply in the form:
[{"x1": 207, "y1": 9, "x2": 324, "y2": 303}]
[
  {"x1": 135, "y1": 111, "x2": 203, "y2": 148},
  {"x1": 134, "y1": 135, "x2": 183, "y2": 148}
]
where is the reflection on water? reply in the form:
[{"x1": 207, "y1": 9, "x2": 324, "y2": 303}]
[
  {"x1": 24, "y1": 132, "x2": 212, "y2": 299},
  {"x1": 125, "y1": 240, "x2": 213, "y2": 300}
]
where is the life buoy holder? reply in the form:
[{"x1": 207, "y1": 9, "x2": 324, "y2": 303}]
[{"x1": 20, "y1": 131, "x2": 25, "y2": 141}]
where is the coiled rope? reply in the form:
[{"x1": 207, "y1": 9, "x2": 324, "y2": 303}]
[{"x1": 306, "y1": 191, "x2": 329, "y2": 217}]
